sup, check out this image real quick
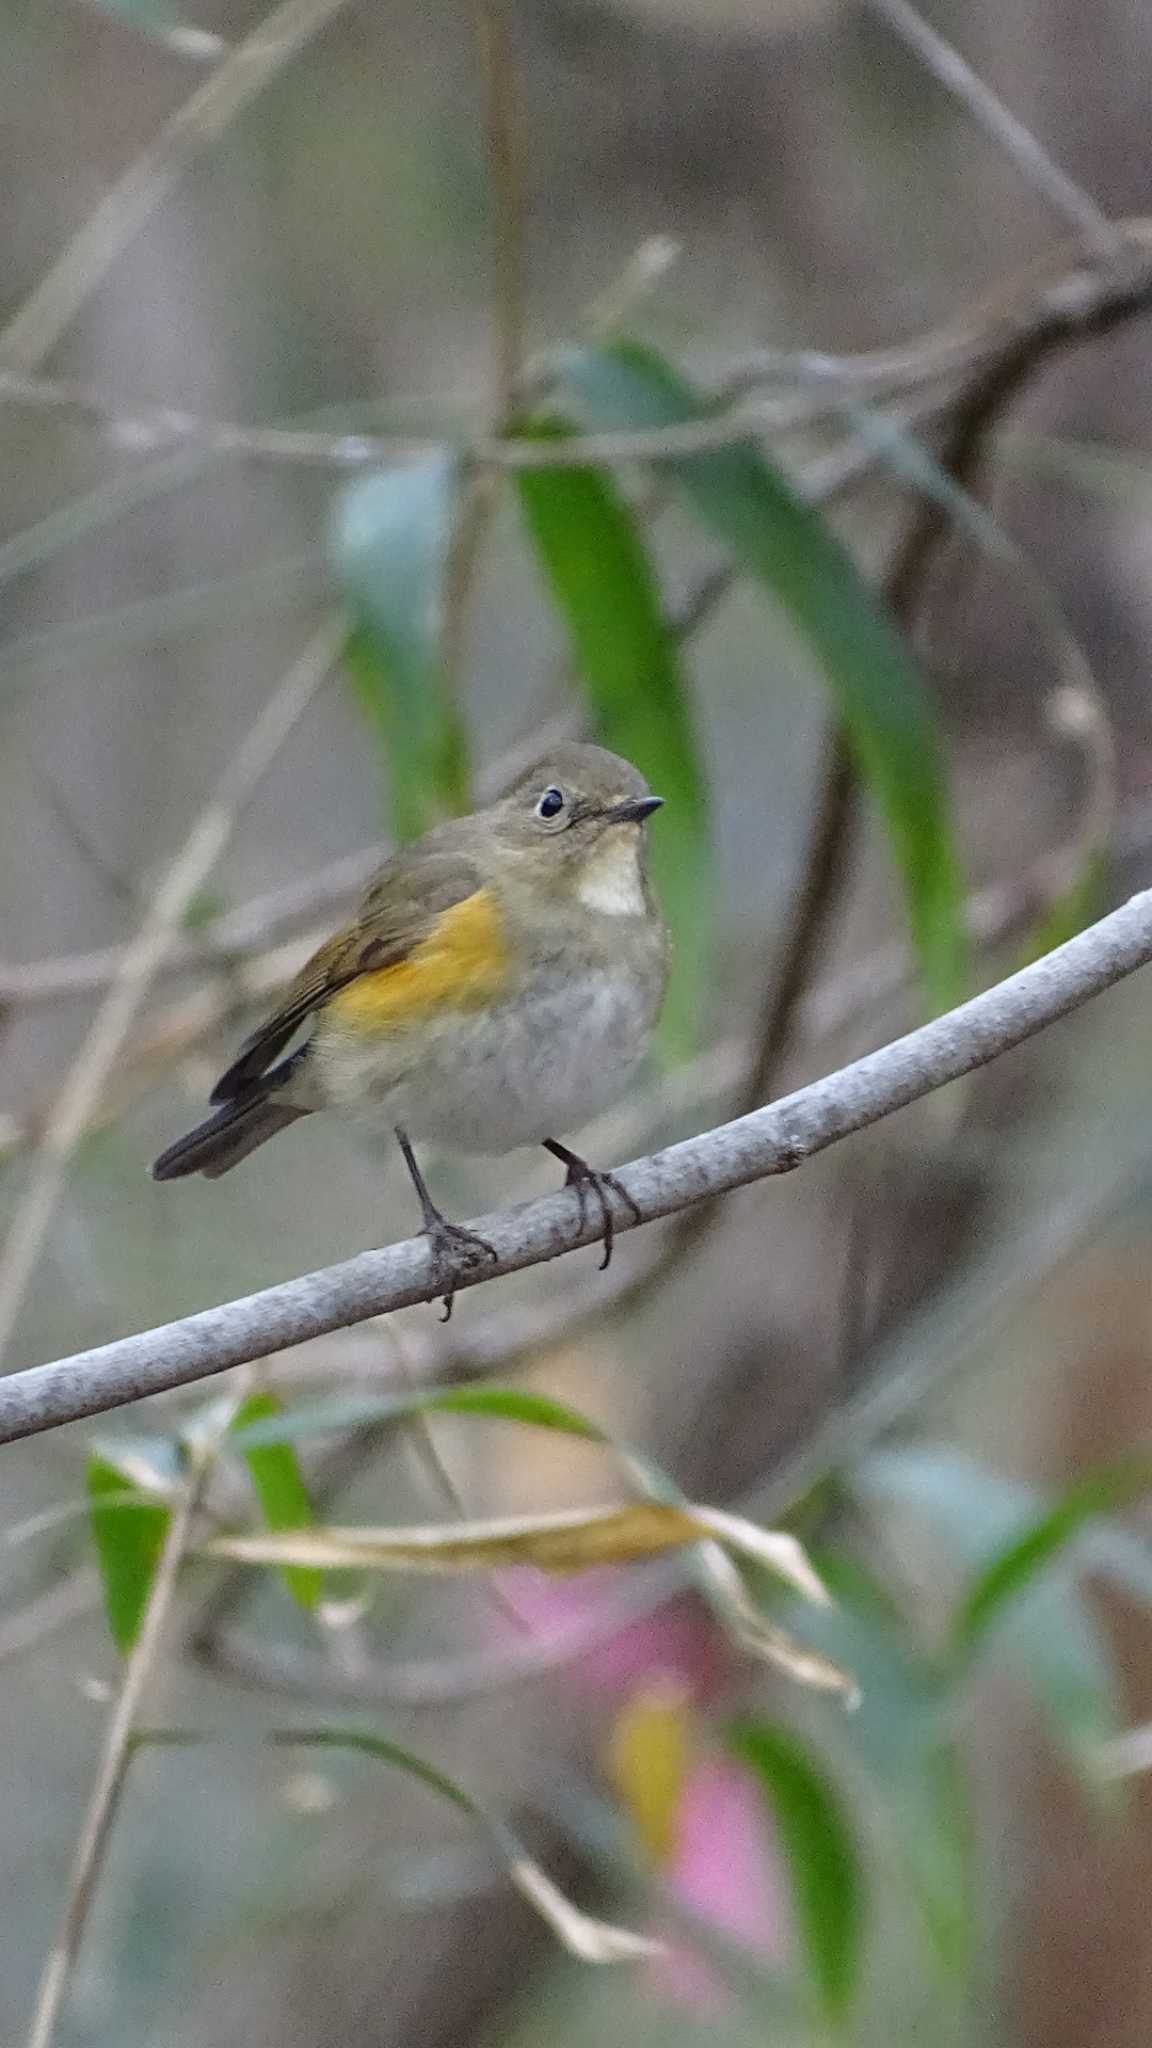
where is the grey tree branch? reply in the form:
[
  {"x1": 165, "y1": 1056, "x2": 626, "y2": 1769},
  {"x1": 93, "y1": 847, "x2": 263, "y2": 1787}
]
[{"x1": 4, "y1": 887, "x2": 1152, "y2": 1447}]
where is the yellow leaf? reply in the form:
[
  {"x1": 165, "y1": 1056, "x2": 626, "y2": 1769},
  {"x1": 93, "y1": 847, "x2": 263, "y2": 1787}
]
[{"x1": 608, "y1": 1679, "x2": 695, "y2": 1864}]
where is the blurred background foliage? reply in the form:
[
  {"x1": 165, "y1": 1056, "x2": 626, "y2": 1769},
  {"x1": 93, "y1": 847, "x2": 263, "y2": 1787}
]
[{"x1": 6, "y1": 0, "x2": 1152, "y2": 2043}]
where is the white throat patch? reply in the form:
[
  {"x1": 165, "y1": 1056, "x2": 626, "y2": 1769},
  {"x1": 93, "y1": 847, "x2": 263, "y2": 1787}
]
[{"x1": 576, "y1": 827, "x2": 647, "y2": 916}]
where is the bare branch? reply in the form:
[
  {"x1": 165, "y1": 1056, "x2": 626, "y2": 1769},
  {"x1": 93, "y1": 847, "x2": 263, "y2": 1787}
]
[
  {"x1": 856, "y1": 0, "x2": 1122, "y2": 258},
  {"x1": 24, "y1": 1454, "x2": 208, "y2": 2048},
  {"x1": 7, "y1": 218, "x2": 1152, "y2": 471},
  {"x1": 0, "y1": 0, "x2": 360, "y2": 373},
  {"x1": 471, "y1": 0, "x2": 527, "y2": 424},
  {"x1": 0, "y1": 621, "x2": 341, "y2": 1370},
  {"x1": 4, "y1": 887, "x2": 1152, "y2": 1445}
]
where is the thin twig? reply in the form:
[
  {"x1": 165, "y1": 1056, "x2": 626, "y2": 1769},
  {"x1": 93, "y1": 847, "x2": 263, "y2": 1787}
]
[
  {"x1": 23, "y1": 1450, "x2": 208, "y2": 2048},
  {"x1": 439, "y1": 0, "x2": 530, "y2": 749},
  {"x1": 0, "y1": 0, "x2": 360, "y2": 373},
  {"x1": 6, "y1": 223, "x2": 1152, "y2": 470},
  {"x1": 471, "y1": 0, "x2": 526, "y2": 424},
  {"x1": 856, "y1": 0, "x2": 1123, "y2": 259},
  {"x1": 7, "y1": 883, "x2": 1152, "y2": 1442},
  {"x1": 0, "y1": 619, "x2": 341, "y2": 1369}
]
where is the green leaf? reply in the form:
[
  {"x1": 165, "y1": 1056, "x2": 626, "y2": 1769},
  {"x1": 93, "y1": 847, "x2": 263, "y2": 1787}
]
[
  {"x1": 88, "y1": 1450, "x2": 173, "y2": 1654},
  {"x1": 729, "y1": 1719, "x2": 864, "y2": 2025},
  {"x1": 228, "y1": 1386, "x2": 841, "y2": 1690},
  {"x1": 953, "y1": 1450, "x2": 1152, "y2": 1658},
  {"x1": 854, "y1": 1448, "x2": 1125, "y2": 1766},
  {"x1": 777, "y1": 1555, "x2": 973, "y2": 1982},
  {"x1": 231, "y1": 1394, "x2": 323, "y2": 1611},
  {"x1": 515, "y1": 422, "x2": 710, "y2": 1052},
  {"x1": 231, "y1": 1382, "x2": 611, "y2": 1451},
  {"x1": 331, "y1": 458, "x2": 469, "y2": 841},
  {"x1": 558, "y1": 342, "x2": 966, "y2": 1014}
]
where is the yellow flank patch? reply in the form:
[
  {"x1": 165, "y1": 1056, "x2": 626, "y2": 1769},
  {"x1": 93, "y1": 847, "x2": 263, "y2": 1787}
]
[{"x1": 327, "y1": 888, "x2": 510, "y2": 1032}]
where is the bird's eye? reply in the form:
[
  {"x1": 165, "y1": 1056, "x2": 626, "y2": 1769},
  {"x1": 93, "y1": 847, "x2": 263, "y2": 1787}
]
[{"x1": 535, "y1": 786, "x2": 566, "y2": 821}]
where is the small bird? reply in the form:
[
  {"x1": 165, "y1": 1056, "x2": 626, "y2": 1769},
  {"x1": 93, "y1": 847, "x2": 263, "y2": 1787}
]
[{"x1": 152, "y1": 743, "x2": 668, "y2": 1312}]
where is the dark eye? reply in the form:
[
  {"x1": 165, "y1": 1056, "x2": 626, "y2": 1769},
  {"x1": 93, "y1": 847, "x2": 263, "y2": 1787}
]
[{"x1": 535, "y1": 786, "x2": 566, "y2": 820}]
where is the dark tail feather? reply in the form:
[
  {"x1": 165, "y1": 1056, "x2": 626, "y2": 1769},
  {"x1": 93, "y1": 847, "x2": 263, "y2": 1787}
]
[{"x1": 152, "y1": 1090, "x2": 309, "y2": 1181}]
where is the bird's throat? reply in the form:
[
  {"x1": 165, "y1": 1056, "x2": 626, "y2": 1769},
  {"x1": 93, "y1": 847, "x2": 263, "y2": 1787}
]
[{"x1": 575, "y1": 826, "x2": 647, "y2": 916}]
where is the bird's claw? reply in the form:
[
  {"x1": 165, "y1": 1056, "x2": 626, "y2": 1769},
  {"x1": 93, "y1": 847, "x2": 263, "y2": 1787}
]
[
  {"x1": 563, "y1": 1160, "x2": 640, "y2": 1270},
  {"x1": 422, "y1": 1215, "x2": 498, "y2": 1321}
]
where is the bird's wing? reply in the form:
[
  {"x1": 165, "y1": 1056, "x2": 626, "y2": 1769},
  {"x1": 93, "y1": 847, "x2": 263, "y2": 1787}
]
[{"x1": 209, "y1": 846, "x2": 484, "y2": 1102}]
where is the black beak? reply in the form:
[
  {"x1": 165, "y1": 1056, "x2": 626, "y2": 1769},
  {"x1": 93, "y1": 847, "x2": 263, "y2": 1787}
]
[{"x1": 606, "y1": 795, "x2": 664, "y2": 824}]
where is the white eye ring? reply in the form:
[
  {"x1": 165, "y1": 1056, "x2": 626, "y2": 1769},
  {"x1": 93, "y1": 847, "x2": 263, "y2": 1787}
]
[{"x1": 535, "y1": 786, "x2": 566, "y2": 821}]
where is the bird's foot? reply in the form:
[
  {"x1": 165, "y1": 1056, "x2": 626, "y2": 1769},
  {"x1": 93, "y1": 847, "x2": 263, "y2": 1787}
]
[
  {"x1": 545, "y1": 1139, "x2": 640, "y2": 1270},
  {"x1": 422, "y1": 1213, "x2": 498, "y2": 1322}
]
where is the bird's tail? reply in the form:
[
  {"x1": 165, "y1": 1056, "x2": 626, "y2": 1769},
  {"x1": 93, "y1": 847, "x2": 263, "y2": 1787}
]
[{"x1": 152, "y1": 1059, "x2": 309, "y2": 1181}]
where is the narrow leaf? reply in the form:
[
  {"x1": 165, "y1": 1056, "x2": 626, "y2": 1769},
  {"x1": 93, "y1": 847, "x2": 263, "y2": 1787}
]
[
  {"x1": 730, "y1": 1719, "x2": 864, "y2": 2025},
  {"x1": 954, "y1": 1450, "x2": 1152, "y2": 1657},
  {"x1": 271, "y1": 1729, "x2": 659, "y2": 1962},
  {"x1": 331, "y1": 458, "x2": 469, "y2": 841},
  {"x1": 206, "y1": 1498, "x2": 830, "y2": 1587},
  {"x1": 779, "y1": 1557, "x2": 973, "y2": 1979},
  {"x1": 699, "y1": 1544, "x2": 855, "y2": 1701},
  {"x1": 230, "y1": 1383, "x2": 611, "y2": 1451},
  {"x1": 88, "y1": 1451, "x2": 172, "y2": 1654},
  {"x1": 229, "y1": 1387, "x2": 849, "y2": 1693},
  {"x1": 515, "y1": 422, "x2": 710, "y2": 1051},
  {"x1": 231, "y1": 1393, "x2": 323, "y2": 1612},
  {"x1": 854, "y1": 1447, "x2": 1124, "y2": 1766},
  {"x1": 559, "y1": 342, "x2": 966, "y2": 1014}
]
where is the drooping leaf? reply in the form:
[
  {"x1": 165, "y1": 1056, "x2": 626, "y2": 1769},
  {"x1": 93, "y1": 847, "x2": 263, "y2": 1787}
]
[
  {"x1": 515, "y1": 422, "x2": 710, "y2": 1052},
  {"x1": 558, "y1": 342, "x2": 966, "y2": 1014},
  {"x1": 230, "y1": 1382, "x2": 611, "y2": 1451},
  {"x1": 827, "y1": 395, "x2": 1112, "y2": 973},
  {"x1": 775, "y1": 1555, "x2": 973, "y2": 1983},
  {"x1": 853, "y1": 1447, "x2": 1125, "y2": 1767},
  {"x1": 230, "y1": 1393, "x2": 323, "y2": 1612},
  {"x1": 206, "y1": 1497, "x2": 833, "y2": 1594},
  {"x1": 88, "y1": 1445, "x2": 176, "y2": 1654},
  {"x1": 730, "y1": 1719, "x2": 864, "y2": 2027},
  {"x1": 331, "y1": 458, "x2": 469, "y2": 841},
  {"x1": 953, "y1": 1449, "x2": 1152, "y2": 1658},
  {"x1": 229, "y1": 1384, "x2": 849, "y2": 1693},
  {"x1": 270, "y1": 1728, "x2": 658, "y2": 1962}
]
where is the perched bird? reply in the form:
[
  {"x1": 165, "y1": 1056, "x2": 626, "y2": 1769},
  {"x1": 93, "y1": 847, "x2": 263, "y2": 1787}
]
[{"x1": 152, "y1": 743, "x2": 668, "y2": 1312}]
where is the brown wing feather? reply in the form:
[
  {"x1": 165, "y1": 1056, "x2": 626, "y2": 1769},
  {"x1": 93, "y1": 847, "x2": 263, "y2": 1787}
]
[{"x1": 210, "y1": 843, "x2": 482, "y2": 1102}]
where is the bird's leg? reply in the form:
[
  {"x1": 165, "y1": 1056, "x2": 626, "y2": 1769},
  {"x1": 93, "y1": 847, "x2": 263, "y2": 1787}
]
[
  {"x1": 395, "y1": 1126, "x2": 497, "y2": 1321},
  {"x1": 542, "y1": 1138, "x2": 640, "y2": 1271}
]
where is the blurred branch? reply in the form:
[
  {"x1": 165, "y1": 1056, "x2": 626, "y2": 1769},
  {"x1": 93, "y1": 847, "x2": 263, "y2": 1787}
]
[
  {"x1": 6, "y1": 886, "x2": 1152, "y2": 1441},
  {"x1": 7, "y1": 219, "x2": 1152, "y2": 467},
  {"x1": 0, "y1": 734, "x2": 1132, "y2": 1178},
  {"x1": 0, "y1": 412, "x2": 921, "y2": 1023},
  {"x1": 0, "y1": 709, "x2": 572, "y2": 1008},
  {"x1": 24, "y1": 1448, "x2": 209, "y2": 2048},
  {"x1": 856, "y1": 0, "x2": 1122, "y2": 258},
  {"x1": 0, "y1": 620, "x2": 341, "y2": 1370},
  {"x1": 0, "y1": 0, "x2": 360, "y2": 373},
  {"x1": 471, "y1": 0, "x2": 526, "y2": 424}
]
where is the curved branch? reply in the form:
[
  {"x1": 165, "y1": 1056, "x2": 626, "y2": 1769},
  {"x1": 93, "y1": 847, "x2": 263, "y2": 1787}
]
[{"x1": 3, "y1": 887, "x2": 1152, "y2": 1446}]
